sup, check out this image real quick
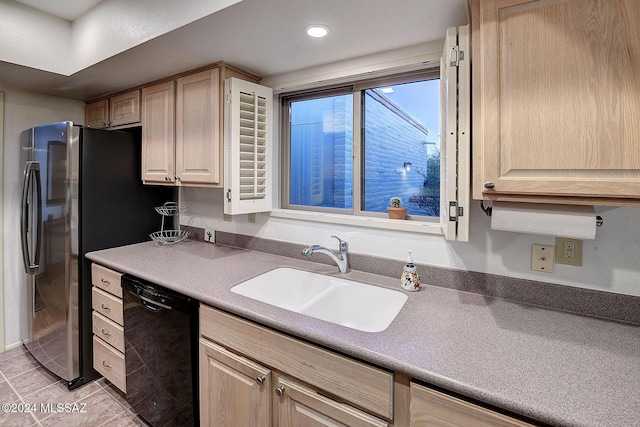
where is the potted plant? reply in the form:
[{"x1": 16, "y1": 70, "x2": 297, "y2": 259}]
[{"x1": 387, "y1": 197, "x2": 407, "y2": 219}]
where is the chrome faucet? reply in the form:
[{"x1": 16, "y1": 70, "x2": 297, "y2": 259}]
[{"x1": 301, "y1": 235, "x2": 349, "y2": 273}]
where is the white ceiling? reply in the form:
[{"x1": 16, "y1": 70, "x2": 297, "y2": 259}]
[
  {"x1": 14, "y1": 0, "x2": 102, "y2": 21},
  {"x1": 0, "y1": 0, "x2": 469, "y2": 100}
]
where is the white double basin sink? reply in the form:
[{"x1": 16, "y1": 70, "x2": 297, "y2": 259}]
[{"x1": 230, "y1": 267, "x2": 408, "y2": 333}]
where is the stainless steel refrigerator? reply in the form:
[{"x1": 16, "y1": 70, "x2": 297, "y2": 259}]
[{"x1": 20, "y1": 121, "x2": 175, "y2": 389}]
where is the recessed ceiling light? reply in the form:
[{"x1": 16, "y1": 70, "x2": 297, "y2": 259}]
[{"x1": 305, "y1": 25, "x2": 330, "y2": 38}]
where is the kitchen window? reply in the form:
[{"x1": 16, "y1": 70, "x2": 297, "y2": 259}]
[
  {"x1": 271, "y1": 26, "x2": 469, "y2": 240},
  {"x1": 281, "y1": 72, "x2": 441, "y2": 220}
]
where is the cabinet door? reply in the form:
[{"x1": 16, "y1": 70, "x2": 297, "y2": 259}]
[
  {"x1": 142, "y1": 81, "x2": 176, "y2": 184},
  {"x1": 85, "y1": 99, "x2": 109, "y2": 128},
  {"x1": 410, "y1": 383, "x2": 533, "y2": 427},
  {"x1": 472, "y1": 0, "x2": 640, "y2": 202},
  {"x1": 199, "y1": 338, "x2": 271, "y2": 427},
  {"x1": 109, "y1": 90, "x2": 140, "y2": 127},
  {"x1": 274, "y1": 375, "x2": 388, "y2": 427},
  {"x1": 176, "y1": 69, "x2": 221, "y2": 185}
]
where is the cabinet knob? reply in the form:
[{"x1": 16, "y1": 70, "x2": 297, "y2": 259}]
[
  {"x1": 102, "y1": 360, "x2": 112, "y2": 368},
  {"x1": 164, "y1": 176, "x2": 170, "y2": 181},
  {"x1": 275, "y1": 386, "x2": 285, "y2": 396},
  {"x1": 175, "y1": 176, "x2": 181, "y2": 182},
  {"x1": 101, "y1": 278, "x2": 110, "y2": 284},
  {"x1": 256, "y1": 376, "x2": 266, "y2": 384},
  {"x1": 101, "y1": 329, "x2": 112, "y2": 337},
  {"x1": 100, "y1": 304, "x2": 110, "y2": 311},
  {"x1": 484, "y1": 181, "x2": 495, "y2": 189}
]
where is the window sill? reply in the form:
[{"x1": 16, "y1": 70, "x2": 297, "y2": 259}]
[{"x1": 269, "y1": 209, "x2": 443, "y2": 235}]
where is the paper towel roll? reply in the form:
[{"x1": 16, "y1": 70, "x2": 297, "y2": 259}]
[{"x1": 490, "y1": 202, "x2": 597, "y2": 239}]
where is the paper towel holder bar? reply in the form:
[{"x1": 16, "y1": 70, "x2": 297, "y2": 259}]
[
  {"x1": 480, "y1": 200, "x2": 493, "y2": 217},
  {"x1": 479, "y1": 201, "x2": 604, "y2": 227}
]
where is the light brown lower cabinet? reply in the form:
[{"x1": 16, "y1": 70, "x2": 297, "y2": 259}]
[
  {"x1": 199, "y1": 339, "x2": 271, "y2": 427},
  {"x1": 410, "y1": 383, "x2": 534, "y2": 427},
  {"x1": 199, "y1": 337, "x2": 388, "y2": 427},
  {"x1": 199, "y1": 304, "x2": 390, "y2": 426},
  {"x1": 274, "y1": 375, "x2": 388, "y2": 427},
  {"x1": 199, "y1": 304, "x2": 534, "y2": 427},
  {"x1": 91, "y1": 263, "x2": 126, "y2": 394}
]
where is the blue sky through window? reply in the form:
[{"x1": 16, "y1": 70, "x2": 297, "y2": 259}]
[{"x1": 379, "y1": 79, "x2": 440, "y2": 148}]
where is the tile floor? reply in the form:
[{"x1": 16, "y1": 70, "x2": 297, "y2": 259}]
[{"x1": 0, "y1": 346, "x2": 146, "y2": 426}]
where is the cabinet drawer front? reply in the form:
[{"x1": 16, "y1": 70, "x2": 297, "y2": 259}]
[
  {"x1": 200, "y1": 304, "x2": 393, "y2": 420},
  {"x1": 92, "y1": 312, "x2": 125, "y2": 353},
  {"x1": 93, "y1": 336, "x2": 126, "y2": 393},
  {"x1": 91, "y1": 263, "x2": 123, "y2": 298},
  {"x1": 92, "y1": 287, "x2": 123, "y2": 325},
  {"x1": 410, "y1": 383, "x2": 533, "y2": 427}
]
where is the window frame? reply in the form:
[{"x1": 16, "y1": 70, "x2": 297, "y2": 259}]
[
  {"x1": 279, "y1": 69, "x2": 441, "y2": 222},
  {"x1": 280, "y1": 85, "x2": 354, "y2": 216}
]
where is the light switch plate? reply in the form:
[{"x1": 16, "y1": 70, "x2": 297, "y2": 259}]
[{"x1": 531, "y1": 244, "x2": 554, "y2": 273}]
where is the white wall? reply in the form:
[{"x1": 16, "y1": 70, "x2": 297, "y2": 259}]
[
  {"x1": 1, "y1": 85, "x2": 84, "y2": 350},
  {"x1": 182, "y1": 40, "x2": 640, "y2": 298},
  {"x1": 181, "y1": 187, "x2": 640, "y2": 297}
]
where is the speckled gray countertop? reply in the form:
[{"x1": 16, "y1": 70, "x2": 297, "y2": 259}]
[{"x1": 86, "y1": 240, "x2": 640, "y2": 427}]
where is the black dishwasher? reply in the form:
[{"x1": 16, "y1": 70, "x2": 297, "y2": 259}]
[{"x1": 121, "y1": 275, "x2": 199, "y2": 426}]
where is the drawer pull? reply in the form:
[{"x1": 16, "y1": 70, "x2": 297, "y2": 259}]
[
  {"x1": 101, "y1": 329, "x2": 112, "y2": 337},
  {"x1": 256, "y1": 376, "x2": 266, "y2": 384},
  {"x1": 102, "y1": 360, "x2": 112, "y2": 369},
  {"x1": 100, "y1": 304, "x2": 110, "y2": 311},
  {"x1": 275, "y1": 386, "x2": 285, "y2": 397},
  {"x1": 101, "y1": 278, "x2": 111, "y2": 284}
]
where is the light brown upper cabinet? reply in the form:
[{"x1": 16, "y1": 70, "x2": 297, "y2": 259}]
[
  {"x1": 471, "y1": 0, "x2": 640, "y2": 205},
  {"x1": 176, "y1": 69, "x2": 221, "y2": 185},
  {"x1": 84, "y1": 90, "x2": 140, "y2": 129},
  {"x1": 109, "y1": 90, "x2": 140, "y2": 127},
  {"x1": 85, "y1": 99, "x2": 109, "y2": 129},
  {"x1": 141, "y1": 64, "x2": 260, "y2": 187},
  {"x1": 141, "y1": 81, "x2": 176, "y2": 184}
]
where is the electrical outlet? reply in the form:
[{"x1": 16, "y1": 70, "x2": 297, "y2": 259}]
[
  {"x1": 223, "y1": 214, "x2": 232, "y2": 222},
  {"x1": 248, "y1": 213, "x2": 256, "y2": 223},
  {"x1": 555, "y1": 237, "x2": 582, "y2": 266},
  {"x1": 531, "y1": 244, "x2": 554, "y2": 273},
  {"x1": 204, "y1": 229, "x2": 215, "y2": 243}
]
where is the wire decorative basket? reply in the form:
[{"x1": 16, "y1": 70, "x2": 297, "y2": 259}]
[
  {"x1": 155, "y1": 202, "x2": 187, "y2": 216},
  {"x1": 150, "y1": 202, "x2": 189, "y2": 245},
  {"x1": 150, "y1": 229, "x2": 190, "y2": 246}
]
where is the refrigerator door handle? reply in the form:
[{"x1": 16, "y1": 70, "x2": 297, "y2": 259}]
[{"x1": 20, "y1": 161, "x2": 43, "y2": 275}]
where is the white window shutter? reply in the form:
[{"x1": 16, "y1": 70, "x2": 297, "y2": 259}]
[
  {"x1": 440, "y1": 25, "x2": 470, "y2": 241},
  {"x1": 224, "y1": 78, "x2": 273, "y2": 215}
]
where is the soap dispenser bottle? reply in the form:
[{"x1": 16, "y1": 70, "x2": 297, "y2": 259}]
[{"x1": 401, "y1": 251, "x2": 421, "y2": 291}]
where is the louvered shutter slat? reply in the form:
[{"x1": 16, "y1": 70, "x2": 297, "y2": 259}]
[{"x1": 224, "y1": 78, "x2": 273, "y2": 214}]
